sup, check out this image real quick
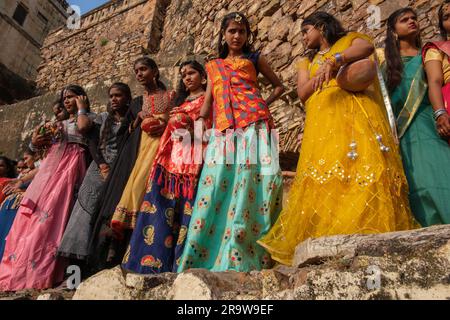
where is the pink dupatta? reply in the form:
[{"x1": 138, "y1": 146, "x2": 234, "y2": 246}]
[{"x1": 21, "y1": 121, "x2": 66, "y2": 214}]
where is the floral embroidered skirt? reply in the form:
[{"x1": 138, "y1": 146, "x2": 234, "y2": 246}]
[
  {"x1": 122, "y1": 165, "x2": 195, "y2": 273},
  {"x1": 177, "y1": 121, "x2": 283, "y2": 272}
]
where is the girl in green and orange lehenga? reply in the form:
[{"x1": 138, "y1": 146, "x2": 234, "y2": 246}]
[
  {"x1": 178, "y1": 12, "x2": 285, "y2": 272},
  {"x1": 259, "y1": 12, "x2": 419, "y2": 266}
]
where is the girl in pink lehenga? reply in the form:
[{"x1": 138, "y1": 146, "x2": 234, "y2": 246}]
[{"x1": 0, "y1": 85, "x2": 94, "y2": 291}]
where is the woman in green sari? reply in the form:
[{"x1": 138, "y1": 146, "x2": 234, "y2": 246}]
[{"x1": 382, "y1": 8, "x2": 450, "y2": 226}]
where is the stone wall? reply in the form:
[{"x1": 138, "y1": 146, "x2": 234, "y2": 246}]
[
  {"x1": 0, "y1": 0, "x2": 445, "y2": 164},
  {"x1": 0, "y1": 62, "x2": 36, "y2": 106},
  {"x1": 0, "y1": 81, "x2": 119, "y2": 159},
  {"x1": 156, "y1": 0, "x2": 442, "y2": 160},
  {"x1": 36, "y1": 0, "x2": 170, "y2": 92}
]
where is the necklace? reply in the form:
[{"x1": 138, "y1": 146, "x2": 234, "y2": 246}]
[
  {"x1": 227, "y1": 54, "x2": 244, "y2": 61},
  {"x1": 186, "y1": 92, "x2": 204, "y2": 102}
]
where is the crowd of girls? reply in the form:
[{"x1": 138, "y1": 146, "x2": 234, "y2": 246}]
[{"x1": 0, "y1": 4, "x2": 449, "y2": 291}]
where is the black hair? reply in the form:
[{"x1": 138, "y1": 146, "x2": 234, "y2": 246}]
[
  {"x1": 60, "y1": 84, "x2": 91, "y2": 113},
  {"x1": 0, "y1": 156, "x2": 17, "y2": 178},
  {"x1": 133, "y1": 57, "x2": 167, "y2": 90},
  {"x1": 384, "y1": 8, "x2": 421, "y2": 91},
  {"x1": 100, "y1": 82, "x2": 132, "y2": 150},
  {"x1": 109, "y1": 82, "x2": 132, "y2": 105},
  {"x1": 218, "y1": 12, "x2": 254, "y2": 59},
  {"x1": 301, "y1": 11, "x2": 348, "y2": 61},
  {"x1": 174, "y1": 60, "x2": 207, "y2": 106},
  {"x1": 52, "y1": 99, "x2": 62, "y2": 108},
  {"x1": 439, "y1": 0, "x2": 450, "y2": 39},
  {"x1": 23, "y1": 147, "x2": 37, "y2": 157}
]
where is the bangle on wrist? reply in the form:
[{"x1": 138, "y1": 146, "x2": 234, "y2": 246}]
[
  {"x1": 78, "y1": 109, "x2": 88, "y2": 116},
  {"x1": 334, "y1": 53, "x2": 345, "y2": 67},
  {"x1": 433, "y1": 108, "x2": 448, "y2": 121}
]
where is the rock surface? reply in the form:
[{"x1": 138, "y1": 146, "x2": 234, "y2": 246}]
[{"x1": 71, "y1": 225, "x2": 450, "y2": 300}]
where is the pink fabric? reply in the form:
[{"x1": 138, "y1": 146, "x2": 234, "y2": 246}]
[
  {"x1": 22, "y1": 143, "x2": 65, "y2": 212},
  {"x1": 0, "y1": 144, "x2": 86, "y2": 291}
]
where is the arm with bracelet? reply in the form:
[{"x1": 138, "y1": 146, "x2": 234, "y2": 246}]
[{"x1": 424, "y1": 51, "x2": 450, "y2": 138}]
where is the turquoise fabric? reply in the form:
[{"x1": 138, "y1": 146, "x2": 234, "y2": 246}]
[
  {"x1": 390, "y1": 56, "x2": 450, "y2": 226},
  {"x1": 178, "y1": 122, "x2": 283, "y2": 272}
]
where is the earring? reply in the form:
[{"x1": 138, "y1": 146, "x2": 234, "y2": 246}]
[
  {"x1": 394, "y1": 33, "x2": 399, "y2": 41},
  {"x1": 201, "y1": 79, "x2": 207, "y2": 85}
]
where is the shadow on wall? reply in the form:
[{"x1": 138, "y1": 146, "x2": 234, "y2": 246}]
[{"x1": 0, "y1": 62, "x2": 37, "y2": 106}]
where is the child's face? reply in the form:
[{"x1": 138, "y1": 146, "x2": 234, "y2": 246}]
[
  {"x1": 0, "y1": 159, "x2": 7, "y2": 177},
  {"x1": 223, "y1": 20, "x2": 248, "y2": 52},
  {"x1": 23, "y1": 153, "x2": 35, "y2": 169},
  {"x1": 181, "y1": 65, "x2": 203, "y2": 93},
  {"x1": 63, "y1": 90, "x2": 78, "y2": 114},
  {"x1": 53, "y1": 104, "x2": 66, "y2": 121},
  {"x1": 442, "y1": 4, "x2": 450, "y2": 34},
  {"x1": 394, "y1": 11, "x2": 419, "y2": 38},
  {"x1": 134, "y1": 63, "x2": 156, "y2": 87},
  {"x1": 301, "y1": 24, "x2": 322, "y2": 50},
  {"x1": 16, "y1": 160, "x2": 27, "y2": 173},
  {"x1": 109, "y1": 88, "x2": 128, "y2": 111}
]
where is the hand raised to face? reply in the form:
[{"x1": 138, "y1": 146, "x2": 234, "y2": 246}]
[{"x1": 75, "y1": 95, "x2": 89, "y2": 111}]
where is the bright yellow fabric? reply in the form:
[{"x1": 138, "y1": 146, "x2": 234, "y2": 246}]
[
  {"x1": 375, "y1": 48, "x2": 385, "y2": 66},
  {"x1": 296, "y1": 57, "x2": 310, "y2": 71},
  {"x1": 258, "y1": 32, "x2": 419, "y2": 266},
  {"x1": 111, "y1": 131, "x2": 161, "y2": 231},
  {"x1": 424, "y1": 48, "x2": 450, "y2": 84}
]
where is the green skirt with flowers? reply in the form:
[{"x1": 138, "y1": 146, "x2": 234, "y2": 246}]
[{"x1": 177, "y1": 121, "x2": 283, "y2": 272}]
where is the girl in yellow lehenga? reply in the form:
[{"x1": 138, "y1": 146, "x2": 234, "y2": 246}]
[
  {"x1": 258, "y1": 12, "x2": 419, "y2": 266},
  {"x1": 110, "y1": 57, "x2": 174, "y2": 240}
]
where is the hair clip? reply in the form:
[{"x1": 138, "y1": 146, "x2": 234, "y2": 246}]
[{"x1": 234, "y1": 14, "x2": 243, "y2": 23}]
